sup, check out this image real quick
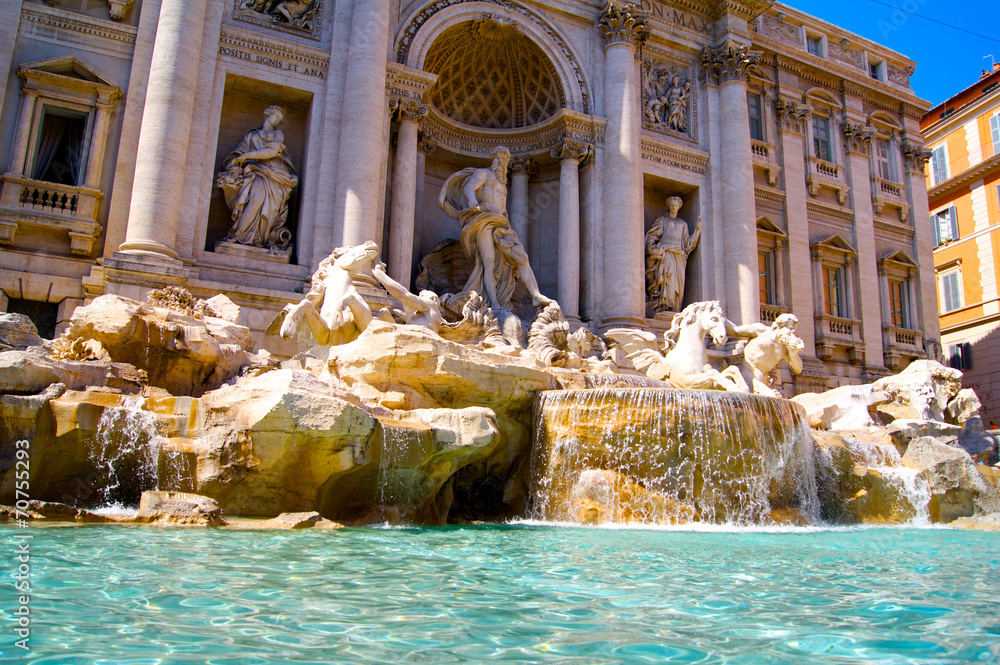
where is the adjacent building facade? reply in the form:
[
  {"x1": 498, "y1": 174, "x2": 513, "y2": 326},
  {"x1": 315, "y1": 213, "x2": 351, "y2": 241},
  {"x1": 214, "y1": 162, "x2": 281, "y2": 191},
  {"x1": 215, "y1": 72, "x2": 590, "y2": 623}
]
[
  {"x1": 922, "y1": 64, "x2": 1000, "y2": 425},
  {"x1": 0, "y1": 0, "x2": 938, "y2": 392}
]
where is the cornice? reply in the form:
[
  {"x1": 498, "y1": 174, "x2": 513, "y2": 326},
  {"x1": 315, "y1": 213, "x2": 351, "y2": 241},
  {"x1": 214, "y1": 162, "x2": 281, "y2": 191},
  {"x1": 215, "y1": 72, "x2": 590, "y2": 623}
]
[
  {"x1": 754, "y1": 184, "x2": 785, "y2": 202},
  {"x1": 20, "y1": 4, "x2": 137, "y2": 45},
  {"x1": 219, "y1": 27, "x2": 330, "y2": 69},
  {"x1": 640, "y1": 132, "x2": 709, "y2": 174},
  {"x1": 927, "y1": 151, "x2": 1000, "y2": 203},
  {"x1": 806, "y1": 199, "x2": 855, "y2": 223}
]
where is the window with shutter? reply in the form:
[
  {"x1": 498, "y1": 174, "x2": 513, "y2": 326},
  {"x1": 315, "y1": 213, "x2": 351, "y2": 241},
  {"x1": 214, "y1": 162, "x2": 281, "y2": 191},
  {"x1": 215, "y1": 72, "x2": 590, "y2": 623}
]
[
  {"x1": 931, "y1": 145, "x2": 948, "y2": 184},
  {"x1": 940, "y1": 271, "x2": 963, "y2": 313},
  {"x1": 991, "y1": 114, "x2": 1000, "y2": 157}
]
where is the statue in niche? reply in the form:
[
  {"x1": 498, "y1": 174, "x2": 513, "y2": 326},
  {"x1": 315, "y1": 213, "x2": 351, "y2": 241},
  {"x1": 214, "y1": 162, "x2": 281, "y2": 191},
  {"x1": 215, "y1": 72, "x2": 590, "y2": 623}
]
[
  {"x1": 645, "y1": 196, "x2": 701, "y2": 315},
  {"x1": 216, "y1": 105, "x2": 298, "y2": 252},
  {"x1": 239, "y1": 0, "x2": 318, "y2": 30},
  {"x1": 644, "y1": 65, "x2": 690, "y2": 132},
  {"x1": 438, "y1": 146, "x2": 554, "y2": 312}
]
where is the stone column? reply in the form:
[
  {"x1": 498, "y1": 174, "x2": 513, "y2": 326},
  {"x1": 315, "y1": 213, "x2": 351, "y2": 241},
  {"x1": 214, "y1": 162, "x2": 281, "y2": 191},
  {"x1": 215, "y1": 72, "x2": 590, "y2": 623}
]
[
  {"x1": 776, "y1": 97, "x2": 816, "y2": 354},
  {"x1": 7, "y1": 86, "x2": 37, "y2": 176},
  {"x1": 333, "y1": 0, "x2": 391, "y2": 247},
  {"x1": 598, "y1": 3, "x2": 648, "y2": 329},
  {"x1": 413, "y1": 136, "x2": 435, "y2": 268},
  {"x1": 551, "y1": 138, "x2": 593, "y2": 320},
  {"x1": 387, "y1": 99, "x2": 427, "y2": 288},
  {"x1": 83, "y1": 97, "x2": 117, "y2": 189},
  {"x1": 509, "y1": 156, "x2": 536, "y2": 244},
  {"x1": 119, "y1": 0, "x2": 209, "y2": 260},
  {"x1": 701, "y1": 43, "x2": 760, "y2": 325},
  {"x1": 842, "y1": 120, "x2": 883, "y2": 366},
  {"x1": 0, "y1": 0, "x2": 23, "y2": 131}
]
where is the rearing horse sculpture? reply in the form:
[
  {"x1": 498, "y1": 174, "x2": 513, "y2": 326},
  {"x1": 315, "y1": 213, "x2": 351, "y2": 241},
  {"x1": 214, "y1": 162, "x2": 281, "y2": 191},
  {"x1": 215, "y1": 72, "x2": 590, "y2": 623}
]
[{"x1": 607, "y1": 301, "x2": 741, "y2": 391}]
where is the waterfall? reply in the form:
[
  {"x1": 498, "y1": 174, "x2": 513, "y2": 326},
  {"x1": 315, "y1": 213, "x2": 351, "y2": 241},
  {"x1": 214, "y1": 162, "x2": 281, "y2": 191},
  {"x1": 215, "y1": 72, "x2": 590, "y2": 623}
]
[
  {"x1": 89, "y1": 398, "x2": 187, "y2": 508},
  {"x1": 530, "y1": 388, "x2": 820, "y2": 526}
]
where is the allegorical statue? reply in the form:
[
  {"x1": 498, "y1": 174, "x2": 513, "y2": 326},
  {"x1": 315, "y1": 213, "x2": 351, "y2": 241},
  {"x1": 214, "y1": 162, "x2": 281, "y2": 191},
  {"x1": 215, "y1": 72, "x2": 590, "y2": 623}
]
[
  {"x1": 216, "y1": 105, "x2": 298, "y2": 251},
  {"x1": 438, "y1": 146, "x2": 553, "y2": 312},
  {"x1": 725, "y1": 314, "x2": 805, "y2": 396},
  {"x1": 645, "y1": 195, "x2": 701, "y2": 314},
  {"x1": 665, "y1": 75, "x2": 691, "y2": 132}
]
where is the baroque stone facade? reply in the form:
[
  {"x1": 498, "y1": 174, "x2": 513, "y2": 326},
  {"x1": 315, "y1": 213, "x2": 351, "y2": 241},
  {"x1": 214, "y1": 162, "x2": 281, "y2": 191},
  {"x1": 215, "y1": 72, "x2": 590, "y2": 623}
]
[{"x1": 0, "y1": 0, "x2": 938, "y2": 391}]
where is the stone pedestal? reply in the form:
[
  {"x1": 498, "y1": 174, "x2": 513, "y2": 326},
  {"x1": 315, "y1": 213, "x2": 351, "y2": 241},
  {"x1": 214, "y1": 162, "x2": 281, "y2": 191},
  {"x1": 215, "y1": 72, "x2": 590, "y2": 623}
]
[{"x1": 214, "y1": 241, "x2": 292, "y2": 265}]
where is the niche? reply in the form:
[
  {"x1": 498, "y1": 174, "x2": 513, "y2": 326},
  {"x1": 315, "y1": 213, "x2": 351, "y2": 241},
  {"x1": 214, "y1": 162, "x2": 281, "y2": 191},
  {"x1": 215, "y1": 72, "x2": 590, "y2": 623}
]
[{"x1": 205, "y1": 74, "x2": 312, "y2": 264}]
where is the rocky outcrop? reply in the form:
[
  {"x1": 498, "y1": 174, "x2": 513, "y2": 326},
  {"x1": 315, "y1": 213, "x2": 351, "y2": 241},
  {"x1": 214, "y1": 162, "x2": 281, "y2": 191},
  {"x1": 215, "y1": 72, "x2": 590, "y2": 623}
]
[
  {"x1": 872, "y1": 360, "x2": 964, "y2": 422},
  {"x1": 569, "y1": 469, "x2": 697, "y2": 525},
  {"x1": 951, "y1": 512, "x2": 1000, "y2": 531},
  {"x1": 813, "y1": 430, "x2": 924, "y2": 524},
  {"x1": 0, "y1": 348, "x2": 145, "y2": 395},
  {"x1": 791, "y1": 385, "x2": 888, "y2": 430},
  {"x1": 248, "y1": 511, "x2": 344, "y2": 529},
  {"x1": 0, "y1": 313, "x2": 44, "y2": 349},
  {"x1": 901, "y1": 437, "x2": 1000, "y2": 523},
  {"x1": 886, "y1": 419, "x2": 962, "y2": 451},
  {"x1": 136, "y1": 491, "x2": 226, "y2": 526},
  {"x1": 62, "y1": 294, "x2": 266, "y2": 396}
]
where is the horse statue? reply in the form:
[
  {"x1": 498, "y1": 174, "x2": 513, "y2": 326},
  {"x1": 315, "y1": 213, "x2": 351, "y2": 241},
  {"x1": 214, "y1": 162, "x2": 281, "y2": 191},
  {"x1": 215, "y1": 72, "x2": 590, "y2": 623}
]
[
  {"x1": 269, "y1": 241, "x2": 379, "y2": 347},
  {"x1": 606, "y1": 300, "x2": 741, "y2": 391}
]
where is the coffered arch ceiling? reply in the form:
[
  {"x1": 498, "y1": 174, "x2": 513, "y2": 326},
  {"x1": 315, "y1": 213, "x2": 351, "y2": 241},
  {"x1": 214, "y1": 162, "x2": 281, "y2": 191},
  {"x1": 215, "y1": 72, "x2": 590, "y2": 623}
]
[{"x1": 424, "y1": 18, "x2": 566, "y2": 130}]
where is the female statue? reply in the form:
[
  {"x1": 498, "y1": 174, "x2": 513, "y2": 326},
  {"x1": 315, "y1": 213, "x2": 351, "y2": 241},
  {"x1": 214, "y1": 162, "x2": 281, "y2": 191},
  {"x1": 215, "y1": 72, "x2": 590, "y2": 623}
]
[{"x1": 217, "y1": 105, "x2": 298, "y2": 251}]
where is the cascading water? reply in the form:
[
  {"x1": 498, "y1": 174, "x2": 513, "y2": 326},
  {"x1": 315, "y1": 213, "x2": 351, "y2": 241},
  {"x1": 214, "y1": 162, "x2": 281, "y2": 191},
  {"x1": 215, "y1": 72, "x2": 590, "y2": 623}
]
[
  {"x1": 89, "y1": 398, "x2": 185, "y2": 508},
  {"x1": 530, "y1": 388, "x2": 820, "y2": 526},
  {"x1": 815, "y1": 432, "x2": 931, "y2": 525}
]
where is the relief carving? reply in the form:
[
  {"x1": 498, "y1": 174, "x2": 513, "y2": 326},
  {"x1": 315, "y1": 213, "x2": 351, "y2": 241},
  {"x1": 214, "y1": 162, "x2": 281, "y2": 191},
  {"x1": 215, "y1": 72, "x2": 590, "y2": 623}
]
[
  {"x1": 643, "y1": 62, "x2": 691, "y2": 134},
  {"x1": 234, "y1": 0, "x2": 321, "y2": 39}
]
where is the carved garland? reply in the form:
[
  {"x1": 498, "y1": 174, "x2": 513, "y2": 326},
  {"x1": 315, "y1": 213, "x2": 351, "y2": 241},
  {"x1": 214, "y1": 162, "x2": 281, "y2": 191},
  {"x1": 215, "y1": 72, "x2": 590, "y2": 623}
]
[{"x1": 395, "y1": 0, "x2": 591, "y2": 115}]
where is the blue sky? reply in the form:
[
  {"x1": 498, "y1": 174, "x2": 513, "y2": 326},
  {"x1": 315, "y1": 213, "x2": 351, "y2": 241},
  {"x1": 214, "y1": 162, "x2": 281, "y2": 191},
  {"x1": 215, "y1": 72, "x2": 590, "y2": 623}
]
[{"x1": 782, "y1": 0, "x2": 1000, "y2": 107}]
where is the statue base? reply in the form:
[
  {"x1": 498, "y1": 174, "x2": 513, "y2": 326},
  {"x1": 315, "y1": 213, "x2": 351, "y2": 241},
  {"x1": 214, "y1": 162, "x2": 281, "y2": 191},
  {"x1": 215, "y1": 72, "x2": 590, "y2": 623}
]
[{"x1": 214, "y1": 241, "x2": 292, "y2": 264}]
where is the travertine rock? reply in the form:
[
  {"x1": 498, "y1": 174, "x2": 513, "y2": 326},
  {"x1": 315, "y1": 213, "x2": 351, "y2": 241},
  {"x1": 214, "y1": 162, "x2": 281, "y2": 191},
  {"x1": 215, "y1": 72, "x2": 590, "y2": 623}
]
[
  {"x1": 0, "y1": 313, "x2": 44, "y2": 349},
  {"x1": 64, "y1": 294, "x2": 264, "y2": 396},
  {"x1": 886, "y1": 419, "x2": 962, "y2": 450},
  {"x1": 137, "y1": 491, "x2": 226, "y2": 526},
  {"x1": 204, "y1": 294, "x2": 241, "y2": 324},
  {"x1": 791, "y1": 385, "x2": 888, "y2": 430},
  {"x1": 947, "y1": 388, "x2": 982, "y2": 425},
  {"x1": 872, "y1": 359, "x2": 963, "y2": 422},
  {"x1": 813, "y1": 430, "x2": 923, "y2": 524},
  {"x1": 259, "y1": 511, "x2": 324, "y2": 529},
  {"x1": 901, "y1": 437, "x2": 1000, "y2": 523},
  {"x1": 0, "y1": 348, "x2": 144, "y2": 395},
  {"x1": 950, "y1": 512, "x2": 1000, "y2": 531},
  {"x1": 570, "y1": 469, "x2": 696, "y2": 525}
]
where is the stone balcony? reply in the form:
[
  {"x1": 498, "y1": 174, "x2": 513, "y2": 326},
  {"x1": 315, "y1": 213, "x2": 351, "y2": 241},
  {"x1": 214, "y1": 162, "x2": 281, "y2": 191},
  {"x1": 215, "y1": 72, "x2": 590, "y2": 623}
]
[
  {"x1": 805, "y1": 156, "x2": 849, "y2": 205},
  {"x1": 0, "y1": 174, "x2": 103, "y2": 256},
  {"x1": 760, "y1": 302, "x2": 790, "y2": 324},
  {"x1": 882, "y1": 325, "x2": 925, "y2": 370},
  {"x1": 814, "y1": 313, "x2": 864, "y2": 364},
  {"x1": 751, "y1": 139, "x2": 780, "y2": 186},
  {"x1": 871, "y1": 176, "x2": 910, "y2": 222}
]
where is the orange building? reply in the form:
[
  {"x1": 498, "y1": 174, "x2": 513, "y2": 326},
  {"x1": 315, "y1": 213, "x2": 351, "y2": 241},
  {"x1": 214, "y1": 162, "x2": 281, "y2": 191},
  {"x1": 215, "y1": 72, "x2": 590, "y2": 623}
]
[{"x1": 922, "y1": 63, "x2": 1000, "y2": 426}]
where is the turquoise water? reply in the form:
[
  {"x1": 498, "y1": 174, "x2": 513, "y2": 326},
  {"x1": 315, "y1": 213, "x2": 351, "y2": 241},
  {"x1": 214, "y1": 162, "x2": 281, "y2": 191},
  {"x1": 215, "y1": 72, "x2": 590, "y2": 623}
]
[{"x1": 2, "y1": 524, "x2": 999, "y2": 664}]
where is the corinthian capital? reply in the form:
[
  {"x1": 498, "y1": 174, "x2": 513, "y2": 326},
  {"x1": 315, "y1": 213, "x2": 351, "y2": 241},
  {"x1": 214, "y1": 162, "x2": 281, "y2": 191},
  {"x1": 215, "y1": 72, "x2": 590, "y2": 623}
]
[
  {"x1": 598, "y1": 2, "x2": 649, "y2": 50},
  {"x1": 389, "y1": 97, "x2": 428, "y2": 124},
  {"x1": 700, "y1": 43, "x2": 761, "y2": 86},
  {"x1": 509, "y1": 156, "x2": 538, "y2": 177},
  {"x1": 841, "y1": 121, "x2": 877, "y2": 156},
  {"x1": 901, "y1": 139, "x2": 932, "y2": 175},
  {"x1": 774, "y1": 98, "x2": 812, "y2": 134},
  {"x1": 551, "y1": 138, "x2": 594, "y2": 166}
]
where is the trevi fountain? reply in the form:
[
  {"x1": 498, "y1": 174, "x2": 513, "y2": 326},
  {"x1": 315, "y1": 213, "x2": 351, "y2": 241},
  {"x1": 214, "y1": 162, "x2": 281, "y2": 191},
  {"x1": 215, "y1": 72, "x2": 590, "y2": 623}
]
[{"x1": 2, "y1": 144, "x2": 999, "y2": 663}]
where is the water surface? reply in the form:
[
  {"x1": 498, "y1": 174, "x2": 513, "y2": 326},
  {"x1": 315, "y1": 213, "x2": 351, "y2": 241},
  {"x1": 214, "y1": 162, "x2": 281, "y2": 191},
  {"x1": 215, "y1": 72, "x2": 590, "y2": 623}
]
[{"x1": 2, "y1": 524, "x2": 999, "y2": 664}]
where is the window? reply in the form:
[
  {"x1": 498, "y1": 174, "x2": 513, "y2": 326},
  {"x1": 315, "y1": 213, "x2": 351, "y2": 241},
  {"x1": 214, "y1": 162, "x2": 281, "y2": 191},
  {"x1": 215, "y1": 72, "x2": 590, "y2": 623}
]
[
  {"x1": 759, "y1": 250, "x2": 775, "y2": 305},
  {"x1": 30, "y1": 108, "x2": 88, "y2": 186},
  {"x1": 806, "y1": 35, "x2": 823, "y2": 57},
  {"x1": 813, "y1": 115, "x2": 832, "y2": 162},
  {"x1": 875, "y1": 138, "x2": 895, "y2": 182},
  {"x1": 888, "y1": 279, "x2": 911, "y2": 328},
  {"x1": 940, "y1": 270, "x2": 963, "y2": 313},
  {"x1": 990, "y1": 113, "x2": 1000, "y2": 157},
  {"x1": 868, "y1": 60, "x2": 883, "y2": 81},
  {"x1": 748, "y1": 92, "x2": 764, "y2": 142},
  {"x1": 932, "y1": 206, "x2": 959, "y2": 247},
  {"x1": 947, "y1": 342, "x2": 972, "y2": 371},
  {"x1": 823, "y1": 265, "x2": 846, "y2": 317},
  {"x1": 5, "y1": 298, "x2": 59, "y2": 339},
  {"x1": 930, "y1": 144, "x2": 948, "y2": 185}
]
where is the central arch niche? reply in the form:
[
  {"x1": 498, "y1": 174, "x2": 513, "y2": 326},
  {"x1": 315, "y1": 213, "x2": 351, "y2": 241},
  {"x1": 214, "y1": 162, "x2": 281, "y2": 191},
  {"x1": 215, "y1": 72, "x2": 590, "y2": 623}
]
[{"x1": 424, "y1": 17, "x2": 565, "y2": 129}]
